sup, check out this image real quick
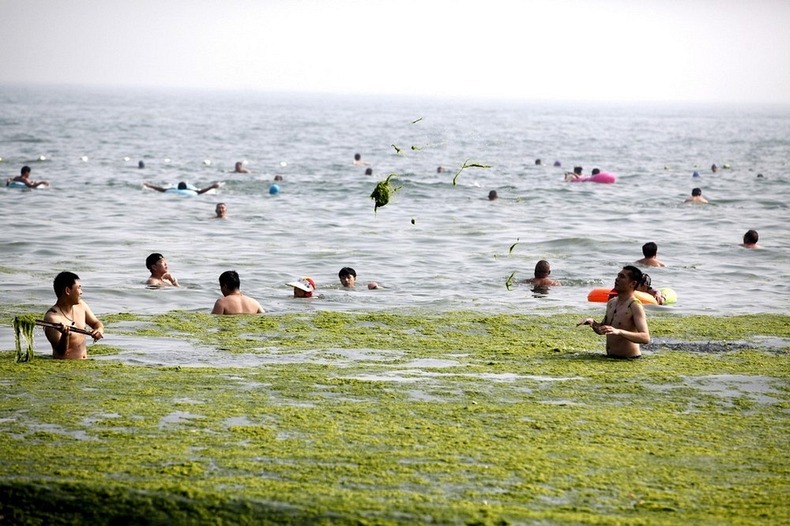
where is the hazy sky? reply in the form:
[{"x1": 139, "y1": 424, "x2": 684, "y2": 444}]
[{"x1": 2, "y1": 0, "x2": 789, "y2": 104}]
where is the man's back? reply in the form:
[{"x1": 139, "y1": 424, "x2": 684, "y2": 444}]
[{"x1": 212, "y1": 294, "x2": 263, "y2": 314}]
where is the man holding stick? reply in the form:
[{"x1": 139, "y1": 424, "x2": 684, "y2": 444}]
[{"x1": 42, "y1": 272, "x2": 104, "y2": 359}]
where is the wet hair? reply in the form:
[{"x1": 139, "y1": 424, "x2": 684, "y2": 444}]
[
  {"x1": 354, "y1": 153, "x2": 361, "y2": 161},
  {"x1": 145, "y1": 253, "x2": 164, "y2": 270},
  {"x1": 219, "y1": 270, "x2": 240, "y2": 291},
  {"x1": 274, "y1": 175, "x2": 283, "y2": 181},
  {"x1": 591, "y1": 168, "x2": 600, "y2": 175},
  {"x1": 53, "y1": 271, "x2": 79, "y2": 297},
  {"x1": 21, "y1": 166, "x2": 31, "y2": 176},
  {"x1": 622, "y1": 265, "x2": 644, "y2": 289},
  {"x1": 573, "y1": 166, "x2": 583, "y2": 175},
  {"x1": 640, "y1": 273, "x2": 652, "y2": 290},
  {"x1": 364, "y1": 167, "x2": 373, "y2": 176},
  {"x1": 534, "y1": 260, "x2": 551, "y2": 278},
  {"x1": 177, "y1": 182, "x2": 188, "y2": 190},
  {"x1": 743, "y1": 230, "x2": 758, "y2": 244},
  {"x1": 138, "y1": 160, "x2": 145, "y2": 169},
  {"x1": 534, "y1": 159, "x2": 542, "y2": 165},
  {"x1": 642, "y1": 242, "x2": 658, "y2": 258},
  {"x1": 338, "y1": 267, "x2": 357, "y2": 279},
  {"x1": 488, "y1": 190, "x2": 498, "y2": 200},
  {"x1": 691, "y1": 187, "x2": 702, "y2": 196}
]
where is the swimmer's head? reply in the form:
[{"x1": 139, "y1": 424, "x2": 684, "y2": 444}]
[
  {"x1": 692, "y1": 171, "x2": 700, "y2": 177},
  {"x1": 534, "y1": 260, "x2": 551, "y2": 278},
  {"x1": 177, "y1": 182, "x2": 188, "y2": 190},
  {"x1": 488, "y1": 190, "x2": 498, "y2": 200},
  {"x1": 591, "y1": 168, "x2": 600, "y2": 175},
  {"x1": 21, "y1": 166, "x2": 31, "y2": 176},
  {"x1": 743, "y1": 230, "x2": 758, "y2": 244},
  {"x1": 146, "y1": 253, "x2": 164, "y2": 270},
  {"x1": 573, "y1": 166, "x2": 583, "y2": 175},
  {"x1": 364, "y1": 167, "x2": 373, "y2": 176},
  {"x1": 692, "y1": 187, "x2": 702, "y2": 197},
  {"x1": 642, "y1": 242, "x2": 658, "y2": 258},
  {"x1": 138, "y1": 160, "x2": 145, "y2": 169},
  {"x1": 354, "y1": 153, "x2": 361, "y2": 161},
  {"x1": 535, "y1": 159, "x2": 542, "y2": 165}
]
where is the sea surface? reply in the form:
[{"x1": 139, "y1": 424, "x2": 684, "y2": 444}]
[{"x1": 1, "y1": 85, "x2": 788, "y2": 353}]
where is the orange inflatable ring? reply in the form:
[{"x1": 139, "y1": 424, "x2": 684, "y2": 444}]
[{"x1": 587, "y1": 288, "x2": 658, "y2": 305}]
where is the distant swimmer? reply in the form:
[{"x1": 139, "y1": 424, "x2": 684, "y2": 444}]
[
  {"x1": 635, "y1": 242, "x2": 666, "y2": 268},
  {"x1": 564, "y1": 166, "x2": 583, "y2": 181},
  {"x1": 274, "y1": 175, "x2": 283, "y2": 181},
  {"x1": 145, "y1": 253, "x2": 179, "y2": 287},
  {"x1": 138, "y1": 160, "x2": 145, "y2": 169},
  {"x1": 523, "y1": 260, "x2": 559, "y2": 287},
  {"x1": 144, "y1": 181, "x2": 221, "y2": 195},
  {"x1": 365, "y1": 167, "x2": 373, "y2": 176},
  {"x1": 288, "y1": 277, "x2": 316, "y2": 298},
  {"x1": 211, "y1": 271, "x2": 264, "y2": 314},
  {"x1": 684, "y1": 187, "x2": 708, "y2": 204},
  {"x1": 535, "y1": 159, "x2": 542, "y2": 165},
  {"x1": 232, "y1": 161, "x2": 250, "y2": 173},
  {"x1": 215, "y1": 202, "x2": 227, "y2": 219},
  {"x1": 437, "y1": 166, "x2": 446, "y2": 173},
  {"x1": 740, "y1": 229, "x2": 760, "y2": 249},
  {"x1": 43, "y1": 271, "x2": 105, "y2": 359},
  {"x1": 711, "y1": 163, "x2": 719, "y2": 173},
  {"x1": 553, "y1": 160, "x2": 562, "y2": 167},
  {"x1": 5, "y1": 166, "x2": 49, "y2": 188},
  {"x1": 488, "y1": 190, "x2": 498, "y2": 200},
  {"x1": 339, "y1": 267, "x2": 379, "y2": 290},
  {"x1": 353, "y1": 153, "x2": 369, "y2": 166},
  {"x1": 577, "y1": 265, "x2": 650, "y2": 359}
]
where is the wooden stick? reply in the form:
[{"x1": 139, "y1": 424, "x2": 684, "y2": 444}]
[{"x1": 35, "y1": 319, "x2": 95, "y2": 336}]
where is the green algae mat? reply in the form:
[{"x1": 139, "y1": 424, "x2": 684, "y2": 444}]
[{"x1": 1, "y1": 311, "x2": 788, "y2": 525}]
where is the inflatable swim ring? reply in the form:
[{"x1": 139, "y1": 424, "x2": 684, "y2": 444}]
[
  {"x1": 7, "y1": 181, "x2": 29, "y2": 189},
  {"x1": 587, "y1": 287, "x2": 677, "y2": 305},
  {"x1": 570, "y1": 172, "x2": 616, "y2": 184}
]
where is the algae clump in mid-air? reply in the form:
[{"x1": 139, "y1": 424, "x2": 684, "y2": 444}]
[{"x1": 370, "y1": 173, "x2": 400, "y2": 214}]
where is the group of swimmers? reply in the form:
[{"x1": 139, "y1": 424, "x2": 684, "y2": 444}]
[{"x1": 41, "y1": 261, "x2": 381, "y2": 360}]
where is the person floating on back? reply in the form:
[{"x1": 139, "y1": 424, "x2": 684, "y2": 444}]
[
  {"x1": 577, "y1": 266, "x2": 650, "y2": 359},
  {"x1": 635, "y1": 242, "x2": 666, "y2": 267},
  {"x1": 211, "y1": 270, "x2": 264, "y2": 314},
  {"x1": 144, "y1": 181, "x2": 221, "y2": 195}
]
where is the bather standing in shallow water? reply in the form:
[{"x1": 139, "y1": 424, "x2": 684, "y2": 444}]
[{"x1": 577, "y1": 266, "x2": 650, "y2": 358}]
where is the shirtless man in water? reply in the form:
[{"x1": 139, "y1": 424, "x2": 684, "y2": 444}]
[
  {"x1": 43, "y1": 272, "x2": 104, "y2": 359},
  {"x1": 211, "y1": 270, "x2": 264, "y2": 314},
  {"x1": 577, "y1": 265, "x2": 650, "y2": 358},
  {"x1": 146, "y1": 253, "x2": 179, "y2": 287}
]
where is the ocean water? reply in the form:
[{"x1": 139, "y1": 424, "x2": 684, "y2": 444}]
[{"x1": 1, "y1": 85, "x2": 788, "y2": 345}]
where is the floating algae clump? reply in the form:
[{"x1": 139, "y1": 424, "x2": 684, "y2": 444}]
[
  {"x1": 370, "y1": 173, "x2": 399, "y2": 214},
  {"x1": 13, "y1": 314, "x2": 37, "y2": 363}
]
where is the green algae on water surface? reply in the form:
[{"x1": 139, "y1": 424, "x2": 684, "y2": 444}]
[{"x1": 1, "y1": 311, "x2": 788, "y2": 524}]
